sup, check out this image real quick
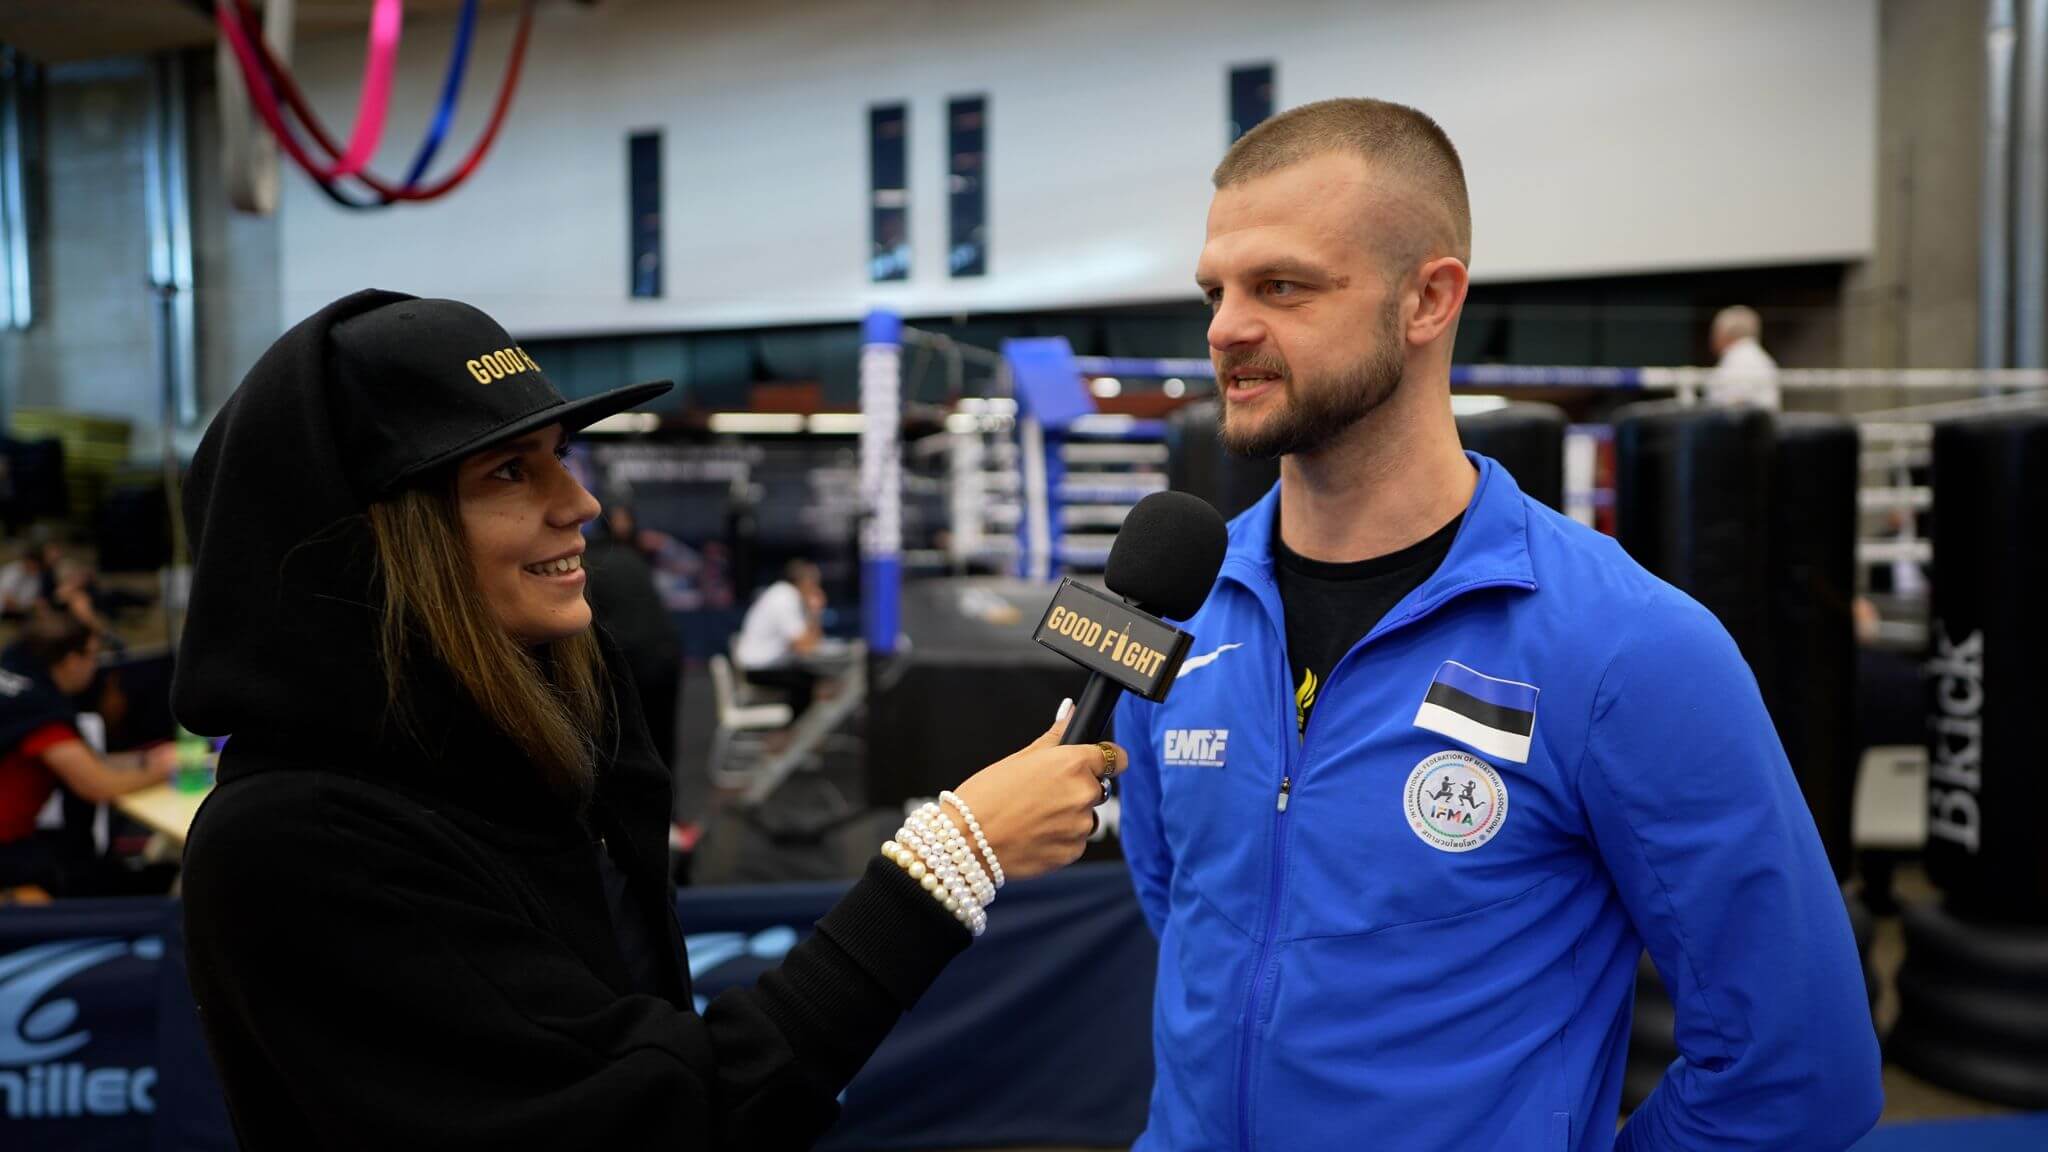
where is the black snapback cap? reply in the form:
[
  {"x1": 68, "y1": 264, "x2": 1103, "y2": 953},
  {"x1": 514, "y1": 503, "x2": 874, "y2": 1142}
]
[{"x1": 326, "y1": 294, "x2": 672, "y2": 498}]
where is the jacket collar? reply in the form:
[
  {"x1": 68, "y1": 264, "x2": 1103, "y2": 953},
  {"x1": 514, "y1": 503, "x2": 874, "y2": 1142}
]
[{"x1": 1217, "y1": 451, "x2": 1539, "y2": 607}]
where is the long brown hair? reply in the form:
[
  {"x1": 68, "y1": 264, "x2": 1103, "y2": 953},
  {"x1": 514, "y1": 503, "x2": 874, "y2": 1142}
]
[{"x1": 367, "y1": 482, "x2": 609, "y2": 801}]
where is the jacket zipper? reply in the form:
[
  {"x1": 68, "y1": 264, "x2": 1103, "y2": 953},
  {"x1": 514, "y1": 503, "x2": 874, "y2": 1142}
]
[
  {"x1": 1230, "y1": 572, "x2": 1531, "y2": 1152},
  {"x1": 1235, "y1": 661, "x2": 1297, "y2": 1152}
]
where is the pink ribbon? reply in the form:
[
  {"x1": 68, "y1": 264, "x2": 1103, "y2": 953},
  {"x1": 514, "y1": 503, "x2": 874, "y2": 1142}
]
[
  {"x1": 253, "y1": 0, "x2": 404, "y2": 181},
  {"x1": 326, "y1": 0, "x2": 403, "y2": 178}
]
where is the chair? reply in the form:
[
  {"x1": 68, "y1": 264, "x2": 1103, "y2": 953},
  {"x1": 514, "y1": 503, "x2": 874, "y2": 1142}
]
[
  {"x1": 726, "y1": 634, "x2": 783, "y2": 708},
  {"x1": 707, "y1": 654, "x2": 792, "y2": 787}
]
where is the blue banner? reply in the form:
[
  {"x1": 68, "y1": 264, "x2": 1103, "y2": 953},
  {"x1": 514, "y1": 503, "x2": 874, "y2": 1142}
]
[
  {"x1": 0, "y1": 898, "x2": 169, "y2": 1149},
  {"x1": 3, "y1": 863, "x2": 1157, "y2": 1150},
  {"x1": 683, "y1": 863, "x2": 1158, "y2": 1150}
]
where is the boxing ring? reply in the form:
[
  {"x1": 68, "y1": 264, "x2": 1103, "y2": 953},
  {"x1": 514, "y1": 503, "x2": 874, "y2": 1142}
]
[{"x1": 859, "y1": 302, "x2": 2048, "y2": 622}]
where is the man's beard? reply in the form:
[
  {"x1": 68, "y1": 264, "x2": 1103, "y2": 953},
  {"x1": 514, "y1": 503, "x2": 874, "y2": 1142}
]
[{"x1": 1218, "y1": 308, "x2": 1405, "y2": 459}]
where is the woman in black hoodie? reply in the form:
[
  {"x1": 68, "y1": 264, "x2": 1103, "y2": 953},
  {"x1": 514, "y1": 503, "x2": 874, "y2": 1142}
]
[{"x1": 174, "y1": 291, "x2": 1120, "y2": 1150}]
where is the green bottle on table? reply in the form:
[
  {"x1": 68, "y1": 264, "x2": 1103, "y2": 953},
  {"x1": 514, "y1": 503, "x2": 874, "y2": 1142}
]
[{"x1": 173, "y1": 727, "x2": 215, "y2": 793}]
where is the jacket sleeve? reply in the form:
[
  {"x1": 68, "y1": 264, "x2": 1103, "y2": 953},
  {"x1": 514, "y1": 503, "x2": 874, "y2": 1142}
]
[
  {"x1": 1113, "y1": 692, "x2": 1172, "y2": 936},
  {"x1": 1579, "y1": 600, "x2": 1882, "y2": 1152},
  {"x1": 180, "y1": 777, "x2": 968, "y2": 1151}
]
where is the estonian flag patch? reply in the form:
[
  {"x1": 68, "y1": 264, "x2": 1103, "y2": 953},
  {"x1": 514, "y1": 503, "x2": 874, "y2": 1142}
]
[{"x1": 1413, "y1": 661, "x2": 1538, "y2": 764}]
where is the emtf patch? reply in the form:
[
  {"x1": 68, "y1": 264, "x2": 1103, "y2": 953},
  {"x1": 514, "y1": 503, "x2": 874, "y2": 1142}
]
[{"x1": 1163, "y1": 729, "x2": 1229, "y2": 768}]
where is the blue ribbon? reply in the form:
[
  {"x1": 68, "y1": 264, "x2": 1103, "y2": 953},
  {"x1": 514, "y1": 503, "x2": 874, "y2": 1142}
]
[{"x1": 401, "y1": 0, "x2": 480, "y2": 189}]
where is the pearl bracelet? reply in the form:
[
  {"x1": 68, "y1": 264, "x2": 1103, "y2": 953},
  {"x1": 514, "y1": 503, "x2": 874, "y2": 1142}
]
[
  {"x1": 917, "y1": 803, "x2": 994, "y2": 906},
  {"x1": 888, "y1": 815, "x2": 987, "y2": 935},
  {"x1": 914, "y1": 806, "x2": 994, "y2": 909},
  {"x1": 939, "y1": 790, "x2": 1004, "y2": 890},
  {"x1": 896, "y1": 819, "x2": 969, "y2": 910},
  {"x1": 881, "y1": 837, "x2": 985, "y2": 936},
  {"x1": 905, "y1": 813, "x2": 990, "y2": 928}
]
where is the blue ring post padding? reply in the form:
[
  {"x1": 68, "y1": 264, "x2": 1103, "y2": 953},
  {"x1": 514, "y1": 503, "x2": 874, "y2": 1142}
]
[
  {"x1": 862, "y1": 556, "x2": 900, "y2": 654},
  {"x1": 402, "y1": 0, "x2": 481, "y2": 188},
  {"x1": 861, "y1": 309, "x2": 903, "y2": 652},
  {"x1": 864, "y1": 310, "x2": 904, "y2": 346}
]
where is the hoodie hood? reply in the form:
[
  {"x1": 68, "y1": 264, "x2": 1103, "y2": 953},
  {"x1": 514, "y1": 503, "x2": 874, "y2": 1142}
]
[{"x1": 172, "y1": 290, "x2": 399, "y2": 748}]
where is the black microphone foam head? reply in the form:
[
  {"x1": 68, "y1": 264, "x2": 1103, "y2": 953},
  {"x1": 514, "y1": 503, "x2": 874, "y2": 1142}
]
[{"x1": 1104, "y1": 490, "x2": 1229, "y2": 620}]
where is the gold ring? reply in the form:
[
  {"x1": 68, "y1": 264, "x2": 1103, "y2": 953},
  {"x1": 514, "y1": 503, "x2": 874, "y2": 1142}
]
[{"x1": 1096, "y1": 741, "x2": 1120, "y2": 779}]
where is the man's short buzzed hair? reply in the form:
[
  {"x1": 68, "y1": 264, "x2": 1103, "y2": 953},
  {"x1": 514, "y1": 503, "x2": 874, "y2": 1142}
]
[{"x1": 1213, "y1": 98, "x2": 1472, "y2": 269}]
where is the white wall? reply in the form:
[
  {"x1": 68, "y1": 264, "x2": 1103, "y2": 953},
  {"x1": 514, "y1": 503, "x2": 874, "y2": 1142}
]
[
  {"x1": 0, "y1": 62, "x2": 281, "y2": 460},
  {"x1": 278, "y1": 0, "x2": 1878, "y2": 337},
  {"x1": 0, "y1": 66, "x2": 164, "y2": 451}
]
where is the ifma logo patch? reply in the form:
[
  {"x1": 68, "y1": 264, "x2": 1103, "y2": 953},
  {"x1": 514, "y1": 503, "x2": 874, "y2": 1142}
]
[
  {"x1": 1404, "y1": 750, "x2": 1508, "y2": 853},
  {"x1": 1163, "y1": 729, "x2": 1229, "y2": 767}
]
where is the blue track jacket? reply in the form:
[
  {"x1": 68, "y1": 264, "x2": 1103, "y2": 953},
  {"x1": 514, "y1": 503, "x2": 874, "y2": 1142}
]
[{"x1": 1115, "y1": 454, "x2": 1881, "y2": 1152}]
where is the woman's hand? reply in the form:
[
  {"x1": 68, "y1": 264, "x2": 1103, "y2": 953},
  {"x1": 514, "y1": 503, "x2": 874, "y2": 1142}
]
[
  {"x1": 948, "y1": 702, "x2": 1125, "y2": 882},
  {"x1": 142, "y1": 743, "x2": 180, "y2": 784}
]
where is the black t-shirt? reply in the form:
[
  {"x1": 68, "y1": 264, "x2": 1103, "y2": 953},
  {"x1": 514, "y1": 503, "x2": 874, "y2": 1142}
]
[{"x1": 1276, "y1": 513, "x2": 1463, "y2": 735}]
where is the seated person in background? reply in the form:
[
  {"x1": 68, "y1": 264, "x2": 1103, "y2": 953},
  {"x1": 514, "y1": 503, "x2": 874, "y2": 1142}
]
[
  {"x1": 49, "y1": 558, "x2": 112, "y2": 639},
  {"x1": 0, "y1": 614, "x2": 175, "y2": 893},
  {"x1": 0, "y1": 530, "x2": 112, "y2": 637},
  {"x1": 734, "y1": 558, "x2": 827, "y2": 716},
  {"x1": 0, "y1": 527, "x2": 60, "y2": 619}
]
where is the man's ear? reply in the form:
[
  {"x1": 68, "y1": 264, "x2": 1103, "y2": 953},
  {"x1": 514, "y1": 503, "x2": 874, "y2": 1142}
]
[{"x1": 1406, "y1": 256, "x2": 1469, "y2": 347}]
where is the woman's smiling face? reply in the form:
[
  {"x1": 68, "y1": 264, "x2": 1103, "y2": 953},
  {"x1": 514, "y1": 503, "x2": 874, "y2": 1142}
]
[{"x1": 454, "y1": 423, "x2": 601, "y2": 644}]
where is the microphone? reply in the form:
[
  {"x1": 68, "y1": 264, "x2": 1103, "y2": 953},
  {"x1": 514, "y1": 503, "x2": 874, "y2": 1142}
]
[{"x1": 1032, "y1": 491, "x2": 1229, "y2": 745}]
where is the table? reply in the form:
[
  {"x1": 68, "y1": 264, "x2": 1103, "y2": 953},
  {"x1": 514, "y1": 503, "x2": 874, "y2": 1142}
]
[{"x1": 114, "y1": 781, "x2": 210, "y2": 849}]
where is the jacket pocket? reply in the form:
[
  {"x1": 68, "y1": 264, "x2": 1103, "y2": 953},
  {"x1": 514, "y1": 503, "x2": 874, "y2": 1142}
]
[{"x1": 1550, "y1": 1111, "x2": 1571, "y2": 1152}]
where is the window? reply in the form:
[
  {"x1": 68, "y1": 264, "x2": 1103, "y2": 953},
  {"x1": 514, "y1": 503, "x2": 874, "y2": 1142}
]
[
  {"x1": 870, "y1": 104, "x2": 909, "y2": 282},
  {"x1": 628, "y1": 130, "x2": 662, "y2": 298},
  {"x1": 1229, "y1": 63, "x2": 1275, "y2": 144},
  {"x1": 948, "y1": 95, "x2": 987, "y2": 278}
]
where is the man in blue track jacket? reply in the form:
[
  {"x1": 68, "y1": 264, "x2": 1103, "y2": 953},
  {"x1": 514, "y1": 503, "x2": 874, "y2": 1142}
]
[{"x1": 1115, "y1": 98, "x2": 1882, "y2": 1151}]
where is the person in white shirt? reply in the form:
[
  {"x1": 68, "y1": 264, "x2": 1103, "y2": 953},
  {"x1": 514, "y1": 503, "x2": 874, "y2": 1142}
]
[
  {"x1": 0, "y1": 528, "x2": 59, "y2": 618},
  {"x1": 1703, "y1": 304, "x2": 1782, "y2": 410},
  {"x1": 734, "y1": 559, "x2": 827, "y2": 716}
]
